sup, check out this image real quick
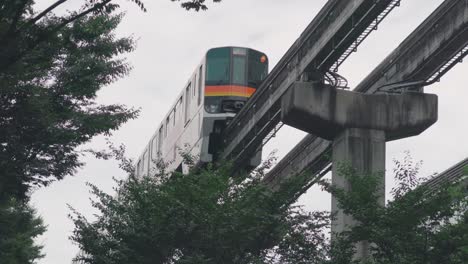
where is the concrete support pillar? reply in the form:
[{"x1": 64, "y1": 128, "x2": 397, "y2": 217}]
[
  {"x1": 332, "y1": 128, "x2": 386, "y2": 233},
  {"x1": 332, "y1": 128, "x2": 386, "y2": 259},
  {"x1": 281, "y1": 82, "x2": 438, "y2": 260}
]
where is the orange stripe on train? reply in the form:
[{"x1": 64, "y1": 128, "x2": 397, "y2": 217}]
[{"x1": 205, "y1": 85, "x2": 256, "y2": 97}]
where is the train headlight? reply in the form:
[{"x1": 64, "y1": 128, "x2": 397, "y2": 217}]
[{"x1": 205, "y1": 104, "x2": 220, "y2": 113}]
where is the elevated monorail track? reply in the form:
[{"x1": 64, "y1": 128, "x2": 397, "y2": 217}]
[
  {"x1": 264, "y1": 0, "x2": 468, "y2": 195},
  {"x1": 356, "y1": 0, "x2": 468, "y2": 94},
  {"x1": 422, "y1": 158, "x2": 468, "y2": 196},
  {"x1": 221, "y1": 0, "x2": 401, "y2": 166}
]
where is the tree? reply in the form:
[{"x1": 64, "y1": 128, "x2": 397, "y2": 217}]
[
  {"x1": 321, "y1": 154, "x2": 468, "y2": 263},
  {"x1": 0, "y1": 1, "x2": 223, "y2": 261},
  {"x1": 0, "y1": 0, "x2": 222, "y2": 201},
  {"x1": 69, "y1": 150, "x2": 331, "y2": 264},
  {"x1": 171, "y1": 0, "x2": 222, "y2": 11},
  {"x1": 0, "y1": 0, "x2": 141, "y2": 201},
  {"x1": 0, "y1": 198, "x2": 46, "y2": 264},
  {"x1": 70, "y1": 150, "x2": 467, "y2": 264}
]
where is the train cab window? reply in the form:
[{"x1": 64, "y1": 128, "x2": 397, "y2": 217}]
[
  {"x1": 232, "y1": 56, "x2": 246, "y2": 85},
  {"x1": 198, "y1": 65, "x2": 203, "y2": 105},
  {"x1": 248, "y1": 51, "x2": 268, "y2": 88},
  {"x1": 206, "y1": 48, "x2": 230, "y2": 85}
]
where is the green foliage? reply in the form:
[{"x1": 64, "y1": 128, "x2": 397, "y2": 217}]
[
  {"x1": 70, "y1": 148, "x2": 467, "y2": 264},
  {"x1": 0, "y1": 198, "x2": 46, "y2": 264},
  {"x1": 0, "y1": 1, "x2": 145, "y2": 200},
  {"x1": 0, "y1": 0, "x2": 224, "y2": 202},
  {"x1": 0, "y1": 0, "x2": 223, "y2": 201},
  {"x1": 69, "y1": 150, "x2": 330, "y2": 264},
  {"x1": 0, "y1": 0, "x2": 222, "y2": 261},
  {"x1": 172, "y1": 0, "x2": 222, "y2": 11},
  {"x1": 321, "y1": 154, "x2": 468, "y2": 263}
]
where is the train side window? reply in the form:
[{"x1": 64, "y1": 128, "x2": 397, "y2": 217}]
[
  {"x1": 173, "y1": 106, "x2": 176, "y2": 126},
  {"x1": 185, "y1": 83, "x2": 191, "y2": 124},
  {"x1": 173, "y1": 109, "x2": 176, "y2": 126},
  {"x1": 143, "y1": 151, "x2": 148, "y2": 175},
  {"x1": 193, "y1": 77, "x2": 196, "y2": 97},
  {"x1": 158, "y1": 126, "x2": 163, "y2": 153},
  {"x1": 165, "y1": 117, "x2": 169, "y2": 137},
  {"x1": 151, "y1": 137, "x2": 157, "y2": 158},
  {"x1": 198, "y1": 65, "x2": 203, "y2": 105},
  {"x1": 169, "y1": 109, "x2": 175, "y2": 127},
  {"x1": 178, "y1": 96, "x2": 183, "y2": 117},
  {"x1": 137, "y1": 159, "x2": 142, "y2": 174}
]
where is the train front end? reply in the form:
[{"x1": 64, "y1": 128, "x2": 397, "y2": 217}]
[
  {"x1": 200, "y1": 47, "x2": 268, "y2": 166},
  {"x1": 204, "y1": 47, "x2": 268, "y2": 114}
]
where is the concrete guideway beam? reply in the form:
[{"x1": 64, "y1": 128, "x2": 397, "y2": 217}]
[
  {"x1": 281, "y1": 82, "x2": 438, "y2": 141},
  {"x1": 281, "y1": 81, "x2": 438, "y2": 260},
  {"x1": 266, "y1": 0, "x2": 468, "y2": 196},
  {"x1": 357, "y1": 0, "x2": 468, "y2": 94},
  {"x1": 221, "y1": 0, "x2": 397, "y2": 167},
  {"x1": 422, "y1": 157, "x2": 468, "y2": 195}
]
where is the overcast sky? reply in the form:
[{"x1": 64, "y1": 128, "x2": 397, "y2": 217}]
[{"x1": 31, "y1": 0, "x2": 468, "y2": 263}]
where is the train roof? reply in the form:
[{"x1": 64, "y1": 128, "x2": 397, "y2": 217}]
[{"x1": 205, "y1": 46, "x2": 267, "y2": 57}]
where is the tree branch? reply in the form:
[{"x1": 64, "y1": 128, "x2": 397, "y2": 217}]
[
  {"x1": 26, "y1": 0, "x2": 69, "y2": 26},
  {"x1": 0, "y1": 0, "x2": 113, "y2": 73},
  {"x1": 52, "y1": 0, "x2": 112, "y2": 34}
]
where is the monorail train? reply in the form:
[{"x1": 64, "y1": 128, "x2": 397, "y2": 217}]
[{"x1": 135, "y1": 47, "x2": 269, "y2": 177}]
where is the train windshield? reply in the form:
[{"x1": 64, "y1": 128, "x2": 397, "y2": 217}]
[
  {"x1": 248, "y1": 50, "x2": 268, "y2": 88},
  {"x1": 205, "y1": 47, "x2": 268, "y2": 113},
  {"x1": 206, "y1": 48, "x2": 231, "y2": 85},
  {"x1": 232, "y1": 56, "x2": 246, "y2": 85}
]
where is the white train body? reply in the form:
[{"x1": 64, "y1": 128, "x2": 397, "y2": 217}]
[{"x1": 135, "y1": 47, "x2": 268, "y2": 177}]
